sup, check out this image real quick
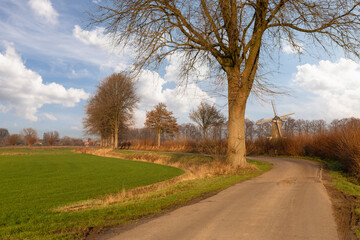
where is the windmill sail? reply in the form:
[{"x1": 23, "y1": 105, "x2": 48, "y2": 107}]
[
  {"x1": 279, "y1": 113, "x2": 295, "y2": 118},
  {"x1": 256, "y1": 101, "x2": 295, "y2": 139},
  {"x1": 256, "y1": 117, "x2": 273, "y2": 124},
  {"x1": 271, "y1": 101, "x2": 278, "y2": 116}
]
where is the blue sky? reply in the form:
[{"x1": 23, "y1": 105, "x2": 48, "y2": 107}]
[{"x1": 1, "y1": 0, "x2": 360, "y2": 138}]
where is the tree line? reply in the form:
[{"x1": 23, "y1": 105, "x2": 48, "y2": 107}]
[
  {"x1": 83, "y1": 72, "x2": 226, "y2": 148},
  {"x1": 0, "y1": 128, "x2": 84, "y2": 147},
  {"x1": 83, "y1": 71, "x2": 359, "y2": 149}
]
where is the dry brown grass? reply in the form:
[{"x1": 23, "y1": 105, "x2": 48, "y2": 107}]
[
  {"x1": 128, "y1": 139, "x2": 227, "y2": 155},
  {"x1": 108, "y1": 151, "x2": 242, "y2": 178},
  {"x1": 249, "y1": 122, "x2": 360, "y2": 177},
  {"x1": 0, "y1": 152, "x2": 27, "y2": 156},
  {"x1": 57, "y1": 173, "x2": 186, "y2": 212},
  {"x1": 59, "y1": 149, "x2": 251, "y2": 212}
]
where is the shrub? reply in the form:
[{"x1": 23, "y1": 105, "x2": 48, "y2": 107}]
[{"x1": 249, "y1": 120, "x2": 360, "y2": 177}]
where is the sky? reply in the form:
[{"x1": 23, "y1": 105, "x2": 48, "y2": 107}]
[{"x1": 0, "y1": 0, "x2": 359, "y2": 138}]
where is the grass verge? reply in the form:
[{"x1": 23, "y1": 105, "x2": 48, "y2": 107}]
[
  {"x1": 0, "y1": 148, "x2": 271, "y2": 239},
  {"x1": 64, "y1": 157, "x2": 271, "y2": 239}
]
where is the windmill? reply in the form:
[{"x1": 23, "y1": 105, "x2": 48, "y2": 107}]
[{"x1": 256, "y1": 101, "x2": 294, "y2": 139}]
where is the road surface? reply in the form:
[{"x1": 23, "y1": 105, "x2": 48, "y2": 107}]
[{"x1": 107, "y1": 157, "x2": 338, "y2": 240}]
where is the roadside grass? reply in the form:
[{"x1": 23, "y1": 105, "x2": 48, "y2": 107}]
[
  {"x1": 0, "y1": 146, "x2": 77, "y2": 155},
  {"x1": 0, "y1": 149, "x2": 184, "y2": 239},
  {"x1": 307, "y1": 157, "x2": 360, "y2": 197},
  {"x1": 0, "y1": 148, "x2": 271, "y2": 239},
  {"x1": 112, "y1": 150, "x2": 214, "y2": 167},
  {"x1": 57, "y1": 157, "x2": 271, "y2": 239}
]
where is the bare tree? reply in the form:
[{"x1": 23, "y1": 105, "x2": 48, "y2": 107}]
[
  {"x1": 43, "y1": 131, "x2": 59, "y2": 146},
  {"x1": 245, "y1": 119, "x2": 255, "y2": 141},
  {"x1": 255, "y1": 121, "x2": 272, "y2": 139},
  {"x1": 84, "y1": 72, "x2": 139, "y2": 148},
  {"x1": 145, "y1": 103, "x2": 179, "y2": 147},
  {"x1": 89, "y1": 0, "x2": 360, "y2": 167},
  {"x1": 22, "y1": 128, "x2": 38, "y2": 147},
  {"x1": 178, "y1": 123, "x2": 201, "y2": 140},
  {"x1": 0, "y1": 128, "x2": 9, "y2": 146},
  {"x1": 84, "y1": 93, "x2": 113, "y2": 147},
  {"x1": 189, "y1": 102, "x2": 225, "y2": 139},
  {"x1": 7, "y1": 134, "x2": 19, "y2": 147}
]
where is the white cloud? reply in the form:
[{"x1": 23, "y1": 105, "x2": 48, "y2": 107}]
[
  {"x1": 133, "y1": 69, "x2": 216, "y2": 127},
  {"x1": 44, "y1": 113, "x2": 57, "y2": 121},
  {"x1": 71, "y1": 126, "x2": 81, "y2": 131},
  {"x1": 72, "y1": 26, "x2": 216, "y2": 127},
  {"x1": 0, "y1": 42, "x2": 89, "y2": 121},
  {"x1": 165, "y1": 52, "x2": 210, "y2": 84},
  {"x1": 69, "y1": 68, "x2": 89, "y2": 79},
  {"x1": 293, "y1": 58, "x2": 360, "y2": 119},
  {"x1": 0, "y1": 104, "x2": 8, "y2": 113},
  {"x1": 28, "y1": 0, "x2": 58, "y2": 25},
  {"x1": 163, "y1": 83, "x2": 216, "y2": 113},
  {"x1": 72, "y1": 25, "x2": 136, "y2": 71},
  {"x1": 73, "y1": 25, "x2": 111, "y2": 50},
  {"x1": 282, "y1": 40, "x2": 304, "y2": 54}
]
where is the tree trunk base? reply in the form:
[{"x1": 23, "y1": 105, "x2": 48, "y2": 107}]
[{"x1": 226, "y1": 152, "x2": 249, "y2": 168}]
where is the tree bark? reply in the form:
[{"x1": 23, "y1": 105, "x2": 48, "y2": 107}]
[
  {"x1": 225, "y1": 67, "x2": 251, "y2": 168},
  {"x1": 111, "y1": 133, "x2": 114, "y2": 148},
  {"x1": 114, "y1": 126, "x2": 119, "y2": 149},
  {"x1": 157, "y1": 129, "x2": 161, "y2": 147}
]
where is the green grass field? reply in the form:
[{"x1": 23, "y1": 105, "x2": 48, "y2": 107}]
[
  {"x1": 0, "y1": 148, "x2": 271, "y2": 239},
  {"x1": 0, "y1": 148, "x2": 184, "y2": 239}
]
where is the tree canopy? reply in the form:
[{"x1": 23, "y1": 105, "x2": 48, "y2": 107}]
[
  {"x1": 145, "y1": 103, "x2": 179, "y2": 147},
  {"x1": 83, "y1": 72, "x2": 139, "y2": 148},
  {"x1": 22, "y1": 128, "x2": 38, "y2": 147},
  {"x1": 43, "y1": 131, "x2": 59, "y2": 146},
  {"x1": 189, "y1": 102, "x2": 225, "y2": 139},
  {"x1": 89, "y1": 0, "x2": 360, "y2": 167}
]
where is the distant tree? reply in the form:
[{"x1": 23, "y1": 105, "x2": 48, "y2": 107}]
[
  {"x1": 145, "y1": 103, "x2": 179, "y2": 147},
  {"x1": 0, "y1": 128, "x2": 9, "y2": 146},
  {"x1": 43, "y1": 131, "x2": 59, "y2": 146},
  {"x1": 178, "y1": 123, "x2": 200, "y2": 140},
  {"x1": 59, "y1": 136, "x2": 72, "y2": 146},
  {"x1": 83, "y1": 72, "x2": 139, "y2": 148},
  {"x1": 84, "y1": 93, "x2": 112, "y2": 147},
  {"x1": 189, "y1": 102, "x2": 225, "y2": 139},
  {"x1": 22, "y1": 128, "x2": 38, "y2": 147},
  {"x1": 255, "y1": 121, "x2": 272, "y2": 139},
  {"x1": 245, "y1": 119, "x2": 255, "y2": 141},
  {"x1": 7, "y1": 134, "x2": 19, "y2": 146},
  {"x1": 283, "y1": 117, "x2": 296, "y2": 136}
]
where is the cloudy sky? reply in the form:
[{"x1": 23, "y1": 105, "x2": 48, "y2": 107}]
[{"x1": 1, "y1": 0, "x2": 359, "y2": 138}]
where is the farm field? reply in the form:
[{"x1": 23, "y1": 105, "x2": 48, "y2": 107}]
[{"x1": 0, "y1": 147, "x2": 184, "y2": 239}]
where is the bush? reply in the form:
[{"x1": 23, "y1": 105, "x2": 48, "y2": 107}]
[{"x1": 248, "y1": 121, "x2": 360, "y2": 177}]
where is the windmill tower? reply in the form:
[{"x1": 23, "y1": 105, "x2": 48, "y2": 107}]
[{"x1": 256, "y1": 101, "x2": 294, "y2": 139}]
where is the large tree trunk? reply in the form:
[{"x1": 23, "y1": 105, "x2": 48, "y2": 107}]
[
  {"x1": 227, "y1": 97, "x2": 248, "y2": 167},
  {"x1": 225, "y1": 67, "x2": 251, "y2": 168}
]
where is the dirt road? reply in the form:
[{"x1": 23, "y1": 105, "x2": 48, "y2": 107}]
[{"x1": 106, "y1": 157, "x2": 338, "y2": 240}]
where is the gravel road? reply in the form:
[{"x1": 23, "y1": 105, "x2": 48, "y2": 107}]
[{"x1": 106, "y1": 157, "x2": 338, "y2": 240}]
